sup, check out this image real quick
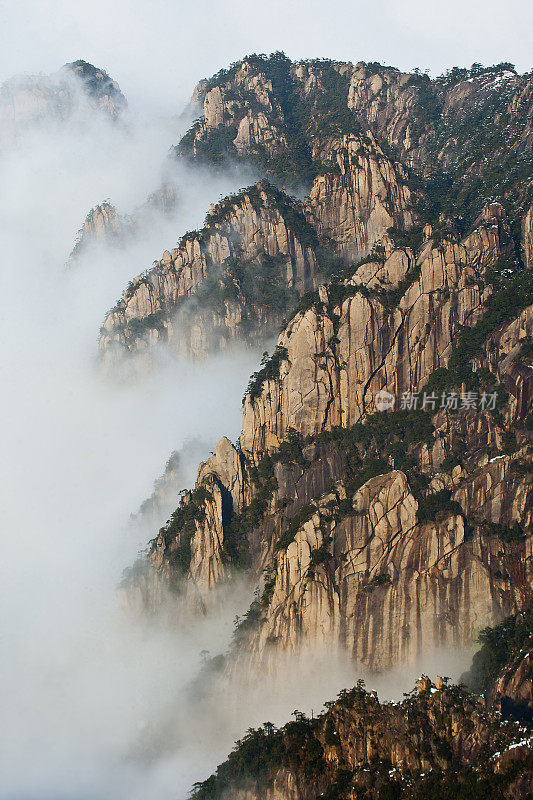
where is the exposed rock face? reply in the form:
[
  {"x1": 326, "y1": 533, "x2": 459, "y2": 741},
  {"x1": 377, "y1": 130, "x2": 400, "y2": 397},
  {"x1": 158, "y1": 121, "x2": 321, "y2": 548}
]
[
  {"x1": 98, "y1": 147, "x2": 415, "y2": 359},
  {"x1": 103, "y1": 57, "x2": 532, "y2": 364},
  {"x1": 241, "y1": 219, "x2": 506, "y2": 457},
  {"x1": 80, "y1": 202, "x2": 121, "y2": 239},
  {"x1": 180, "y1": 57, "x2": 530, "y2": 202},
  {"x1": 68, "y1": 202, "x2": 122, "y2": 263},
  {"x1": 346, "y1": 63, "x2": 420, "y2": 158},
  {"x1": 99, "y1": 182, "x2": 319, "y2": 360},
  {"x1": 236, "y1": 451, "x2": 531, "y2": 673},
  {"x1": 489, "y1": 648, "x2": 533, "y2": 717},
  {"x1": 187, "y1": 61, "x2": 287, "y2": 161},
  {"x1": 0, "y1": 60, "x2": 126, "y2": 139},
  {"x1": 126, "y1": 201, "x2": 532, "y2": 675},
  {"x1": 305, "y1": 133, "x2": 413, "y2": 260},
  {"x1": 115, "y1": 55, "x2": 532, "y2": 687},
  {"x1": 63, "y1": 60, "x2": 126, "y2": 117}
]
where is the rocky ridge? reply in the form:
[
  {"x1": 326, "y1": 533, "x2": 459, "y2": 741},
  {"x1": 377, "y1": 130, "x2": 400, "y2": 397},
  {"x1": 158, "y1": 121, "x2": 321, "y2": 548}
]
[
  {"x1": 68, "y1": 184, "x2": 179, "y2": 266},
  {"x1": 125, "y1": 198, "x2": 533, "y2": 674},
  {"x1": 0, "y1": 60, "x2": 126, "y2": 139},
  {"x1": 105, "y1": 51, "x2": 533, "y2": 800},
  {"x1": 100, "y1": 129, "x2": 414, "y2": 360},
  {"x1": 100, "y1": 54, "x2": 532, "y2": 363},
  {"x1": 180, "y1": 55, "x2": 532, "y2": 224},
  {"x1": 99, "y1": 181, "x2": 322, "y2": 360},
  {"x1": 190, "y1": 662, "x2": 532, "y2": 800}
]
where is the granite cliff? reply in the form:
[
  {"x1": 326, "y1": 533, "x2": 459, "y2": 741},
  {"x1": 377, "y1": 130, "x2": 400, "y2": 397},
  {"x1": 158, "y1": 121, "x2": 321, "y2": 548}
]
[
  {"x1": 100, "y1": 181, "x2": 322, "y2": 360},
  {"x1": 100, "y1": 54, "x2": 532, "y2": 364},
  {"x1": 125, "y1": 200, "x2": 532, "y2": 674},
  {"x1": 101, "y1": 50, "x2": 533, "y2": 797}
]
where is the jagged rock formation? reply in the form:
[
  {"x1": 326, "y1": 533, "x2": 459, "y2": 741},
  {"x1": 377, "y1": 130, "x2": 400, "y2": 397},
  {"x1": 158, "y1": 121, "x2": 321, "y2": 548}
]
[
  {"x1": 490, "y1": 649, "x2": 533, "y2": 719},
  {"x1": 240, "y1": 211, "x2": 509, "y2": 455},
  {"x1": 92, "y1": 50, "x2": 533, "y2": 799},
  {"x1": 69, "y1": 202, "x2": 123, "y2": 263},
  {"x1": 179, "y1": 55, "x2": 532, "y2": 229},
  {"x1": 124, "y1": 197, "x2": 532, "y2": 673},
  {"x1": 99, "y1": 181, "x2": 321, "y2": 360},
  {"x1": 304, "y1": 133, "x2": 413, "y2": 260},
  {"x1": 0, "y1": 60, "x2": 126, "y2": 139},
  {"x1": 106, "y1": 52, "x2": 533, "y2": 684},
  {"x1": 191, "y1": 664, "x2": 532, "y2": 800},
  {"x1": 68, "y1": 184, "x2": 178, "y2": 265},
  {"x1": 100, "y1": 55, "x2": 532, "y2": 364},
  {"x1": 237, "y1": 455, "x2": 531, "y2": 673},
  {"x1": 99, "y1": 135, "x2": 415, "y2": 358}
]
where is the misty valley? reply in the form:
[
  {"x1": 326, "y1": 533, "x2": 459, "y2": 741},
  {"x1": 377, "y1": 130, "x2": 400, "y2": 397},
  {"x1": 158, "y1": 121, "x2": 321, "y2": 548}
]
[{"x1": 0, "y1": 38, "x2": 532, "y2": 800}]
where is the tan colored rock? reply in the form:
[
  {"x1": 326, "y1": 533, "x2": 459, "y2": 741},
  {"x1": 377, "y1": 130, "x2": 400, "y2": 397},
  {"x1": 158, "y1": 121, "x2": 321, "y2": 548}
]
[
  {"x1": 99, "y1": 184, "x2": 319, "y2": 361},
  {"x1": 197, "y1": 437, "x2": 245, "y2": 513},
  {"x1": 417, "y1": 675, "x2": 432, "y2": 693},
  {"x1": 346, "y1": 64, "x2": 420, "y2": 160},
  {"x1": 241, "y1": 220, "x2": 504, "y2": 457},
  {"x1": 0, "y1": 61, "x2": 125, "y2": 138},
  {"x1": 305, "y1": 133, "x2": 413, "y2": 261},
  {"x1": 233, "y1": 463, "x2": 531, "y2": 673}
]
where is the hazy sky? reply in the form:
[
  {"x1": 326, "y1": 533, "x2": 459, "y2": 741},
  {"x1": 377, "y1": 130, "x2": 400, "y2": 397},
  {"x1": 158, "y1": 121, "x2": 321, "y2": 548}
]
[
  {"x1": 1, "y1": 0, "x2": 531, "y2": 112},
  {"x1": 0, "y1": 2, "x2": 513, "y2": 796}
]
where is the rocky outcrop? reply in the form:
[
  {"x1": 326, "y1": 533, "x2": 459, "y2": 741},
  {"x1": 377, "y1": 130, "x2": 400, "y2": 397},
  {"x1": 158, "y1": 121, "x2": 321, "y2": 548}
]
[
  {"x1": 183, "y1": 60, "x2": 287, "y2": 162},
  {"x1": 116, "y1": 54, "x2": 532, "y2": 687},
  {"x1": 125, "y1": 205, "x2": 531, "y2": 675},
  {"x1": 241, "y1": 219, "x2": 506, "y2": 457},
  {"x1": 235, "y1": 451, "x2": 531, "y2": 673},
  {"x1": 192, "y1": 674, "x2": 533, "y2": 800},
  {"x1": 69, "y1": 184, "x2": 178, "y2": 265},
  {"x1": 99, "y1": 181, "x2": 319, "y2": 361},
  {"x1": 475, "y1": 303, "x2": 533, "y2": 424},
  {"x1": 104, "y1": 56, "x2": 532, "y2": 364},
  {"x1": 489, "y1": 647, "x2": 533, "y2": 719},
  {"x1": 100, "y1": 136, "x2": 416, "y2": 359},
  {"x1": 0, "y1": 60, "x2": 126, "y2": 139},
  {"x1": 63, "y1": 60, "x2": 126, "y2": 117},
  {"x1": 131, "y1": 439, "x2": 210, "y2": 529},
  {"x1": 345, "y1": 63, "x2": 421, "y2": 158},
  {"x1": 305, "y1": 133, "x2": 413, "y2": 260},
  {"x1": 68, "y1": 202, "x2": 122, "y2": 263},
  {"x1": 179, "y1": 57, "x2": 530, "y2": 189}
]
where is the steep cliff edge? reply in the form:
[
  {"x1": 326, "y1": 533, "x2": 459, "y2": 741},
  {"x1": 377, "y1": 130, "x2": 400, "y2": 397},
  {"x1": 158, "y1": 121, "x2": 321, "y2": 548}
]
[
  {"x1": 125, "y1": 199, "x2": 532, "y2": 672},
  {"x1": 100, "y1": 55, "x2": 531, "y2": 364},
  {"x1": 240, "y1": 207, "x2": 510, "y2": 455},
  {"x1": 99, "y1": 128, "x2": 415, "y2": 361},
  {"x1": 179, "y1": 55, "x2": 532, "y2": 232},
  {"x1": 305, "y1": 132, "x2": 413, "y2": 261},
  {"x1": 99, "y1": 181, "x2": 321, "y2": 360},
  {"x1": 68, "y1": 184, "x2": 179, "y2": 266}
]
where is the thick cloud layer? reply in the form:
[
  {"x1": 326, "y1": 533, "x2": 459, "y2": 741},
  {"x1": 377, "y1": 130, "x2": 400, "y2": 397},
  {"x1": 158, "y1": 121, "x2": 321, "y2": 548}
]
[{"x1": 0, "y1": 92, "x2": 262, "y2": 799}]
